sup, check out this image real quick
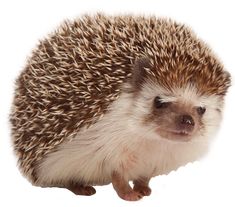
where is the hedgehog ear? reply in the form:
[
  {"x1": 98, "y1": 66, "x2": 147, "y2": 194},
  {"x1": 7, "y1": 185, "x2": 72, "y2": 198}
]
[{"x1": 132, "y1": 57, "x2": 151, "y2": 89}]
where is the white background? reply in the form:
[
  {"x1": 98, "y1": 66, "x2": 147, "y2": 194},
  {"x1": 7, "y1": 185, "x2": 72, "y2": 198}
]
[{"x1": 0, "y1": 0, "x2": 234, "y2": 206}]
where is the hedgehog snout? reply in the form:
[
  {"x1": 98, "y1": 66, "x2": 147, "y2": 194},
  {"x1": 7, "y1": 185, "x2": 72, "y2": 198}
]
[{"x1": 175, "y1": 114, "x2": 195, "y2": 133}]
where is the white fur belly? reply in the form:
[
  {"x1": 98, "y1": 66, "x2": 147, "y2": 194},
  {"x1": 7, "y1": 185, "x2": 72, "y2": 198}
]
[
  {"x1": 118, "y1": 139, "x2": 209, "y2": 181},
  {"x1": 36, "y1": 129, "x2": 208, "y2": 186},
  {"x1": 35, "y1": 92, "x2": 209, "y2": 186}
]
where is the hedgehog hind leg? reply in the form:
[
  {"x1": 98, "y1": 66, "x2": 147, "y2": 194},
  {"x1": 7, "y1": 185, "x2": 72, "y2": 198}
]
[
  {"x1": 38, "y1": 181, "x2": 96, "y2": 196},
  {"x1": 67, "y1": 184, "x2": 96, "y2": 196}
]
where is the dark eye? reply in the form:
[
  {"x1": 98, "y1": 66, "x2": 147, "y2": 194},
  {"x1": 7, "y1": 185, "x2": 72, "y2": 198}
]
[
  {"x1": 197, "y1": 107, "x2": 206, "y2": 115},
  {"x1": 154, "y1": 96, "x2": 170, "y2": 109}
]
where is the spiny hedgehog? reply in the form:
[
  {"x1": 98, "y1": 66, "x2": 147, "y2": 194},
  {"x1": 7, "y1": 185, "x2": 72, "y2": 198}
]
[{"x1": 10, "y1": 14, "x2": 231, "y2": 201}]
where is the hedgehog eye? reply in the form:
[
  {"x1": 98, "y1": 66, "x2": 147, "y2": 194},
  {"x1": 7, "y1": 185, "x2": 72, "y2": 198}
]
[
  {"x1": 197, "y1": 106, "x2": 206, "y2": 115},
  {"x1": 154, "y1": 96, "x2": 170, "y2": 109}
]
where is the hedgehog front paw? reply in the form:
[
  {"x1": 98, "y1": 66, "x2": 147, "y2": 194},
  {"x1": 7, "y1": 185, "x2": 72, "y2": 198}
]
[
  {"x1": 133, "y1": 185, "x2": 152, "y2": 196},
  {"x1": 133, "y1": 178, "x2": 151, "y2": 196},
  {"x1": 119, "y1": 190, "x2": 143, "y2": 201}
]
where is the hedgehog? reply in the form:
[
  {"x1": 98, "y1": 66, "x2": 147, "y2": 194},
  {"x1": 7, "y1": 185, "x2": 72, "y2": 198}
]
[{"x1": 10, "y1": 14, "x2": 231, "y2": 201}]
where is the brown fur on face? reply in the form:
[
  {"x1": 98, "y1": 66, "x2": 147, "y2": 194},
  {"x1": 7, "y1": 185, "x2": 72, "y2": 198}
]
[{"x1": 146, "y1": 100, "x2": 204, "y2": 142}]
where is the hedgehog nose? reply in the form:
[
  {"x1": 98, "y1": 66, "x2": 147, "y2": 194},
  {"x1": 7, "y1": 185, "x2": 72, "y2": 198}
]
[{"x1": 179, "y1": 115, "x2": 195, "y2": 126}]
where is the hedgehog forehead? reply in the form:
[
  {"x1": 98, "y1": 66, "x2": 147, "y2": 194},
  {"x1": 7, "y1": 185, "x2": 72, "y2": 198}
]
[{"x1": 141, "y1": 81, "x2": 223, "y2": 109}]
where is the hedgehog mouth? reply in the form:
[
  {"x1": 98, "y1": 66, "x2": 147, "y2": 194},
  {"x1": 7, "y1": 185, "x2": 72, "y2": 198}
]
[
  {"x1": 170, "y1": 130, "x2": 190, "y2": 136},
  {"x1": 168, "y1": 129, "x2": 194, "y2": 142},
  {"x1": 157, "y1": 129, "x2": 193, "y2": 142}
]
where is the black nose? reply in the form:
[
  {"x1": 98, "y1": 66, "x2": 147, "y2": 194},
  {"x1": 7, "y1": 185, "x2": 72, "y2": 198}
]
[{"x1": 179, "y1": 115, "x2": 195, "y2": 126}]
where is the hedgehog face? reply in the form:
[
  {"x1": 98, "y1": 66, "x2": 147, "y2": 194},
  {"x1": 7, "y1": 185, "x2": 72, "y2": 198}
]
[
  {"x1": 131, "y1": 57, "x2": 227, "y2": 143},
  {"x1": 135, "y1": 82, "x2": 224, "y2": 143},
  {"x1": 151, "y1": 96, "x2": 203, "y2": 142}
]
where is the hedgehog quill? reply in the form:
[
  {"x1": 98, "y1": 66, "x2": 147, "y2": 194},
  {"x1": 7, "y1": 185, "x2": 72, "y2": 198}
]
[{"x1": 10, "y1": 14, "x2": 231, "y2": 201}]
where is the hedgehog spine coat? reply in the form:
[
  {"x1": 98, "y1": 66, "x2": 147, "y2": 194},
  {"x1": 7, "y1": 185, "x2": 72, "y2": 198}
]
[{"x1": 10, "y1": 14, "x2": 230, "y2": 200}]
